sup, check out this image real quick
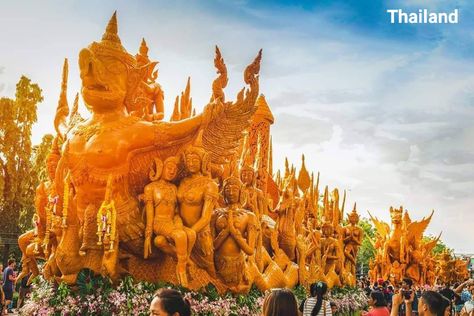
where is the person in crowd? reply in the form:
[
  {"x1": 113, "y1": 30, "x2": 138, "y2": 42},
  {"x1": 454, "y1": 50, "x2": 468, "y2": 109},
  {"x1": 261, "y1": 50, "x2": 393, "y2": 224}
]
[
  {"x1": 365, "y1": 291, "x2": 390, "y2": 316},
  {"x1": 330, "y1": 302, "x2": 338, "y2": 315},
  {"x1": 392, "y1": 290, "x2": 447, "y2": 316},
  {"x1": 419, "y1": 291, "x2": 453, "y2": 316},
  {"x1": 452, "y1": 283, "x2": 464, "y2": 316},
  {"x1": 397, "y1": 278, "x2": 418, "y2": 316},
  {"x1": 455, "y1": 280, "x2": 474, "y2": 316},
  {"x1": 2, "y1": 259, "x2": 16, "y2": 315},
  {"x1": 262, "y1": 288, "x2": 299, "y2": 316},
  {"x1": 149, "y1": 288, "x2": 191, "y2": 316},
  {"x1": 299, "y1": 281, "x2": 332, "y2": 316},
  {"x1": 17, "y1": 272, "x2": 32, "y2": 309},
  {"x1": 440, "y1": 284, "x2": 456, "y2": 305},
  {"x1": 440, "y1": 295, "x2": 452, "y2": 316},
  {"x1": 0, "y1": 263, "x2": 4, "y2": 315}
]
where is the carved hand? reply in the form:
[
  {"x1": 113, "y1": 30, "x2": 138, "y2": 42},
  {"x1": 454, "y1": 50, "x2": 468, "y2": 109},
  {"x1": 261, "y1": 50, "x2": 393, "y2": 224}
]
[{"x1": 144, "y1": 236, "x2": 152, "y2": 259}]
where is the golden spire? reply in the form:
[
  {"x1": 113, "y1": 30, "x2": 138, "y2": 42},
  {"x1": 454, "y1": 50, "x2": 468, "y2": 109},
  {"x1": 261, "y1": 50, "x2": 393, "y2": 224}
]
[
  {"x1": 253, "y1": 94, "x2": 274, "y2": 124},
  {"x1": 180, "y1": 77, "x2": 192, "y2": 118},
  {"x1": 139, "y1": 38, "x2": 149, "y2": 58},
  {"x1": 54, "y1": 58, "x2": 69, "y2": 140},
  {"x1": 284, "y1": 157, "x2": 290, "y2": 178},
  {"x1": 341, "y1": 189, "x2": 346, "y2": 219},
  {"x1": 171, "y1": 96, "x2": 180, "y2": 121},
  {"x1": 313, "y1": 171, "x2": 320, "y2": 214},
  {"x1": 268, "y1": 136, "x2": 273, "y2": 177},
  {"x1": 101, "y1": 11, "x2": 122, "y2": 48},
  {"x1": 297, "y1": 154, "x2": 310, "y2": 192}
]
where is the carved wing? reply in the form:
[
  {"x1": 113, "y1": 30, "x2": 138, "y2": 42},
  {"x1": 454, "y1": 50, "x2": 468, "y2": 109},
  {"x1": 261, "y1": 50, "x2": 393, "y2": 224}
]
[
  {"x1": 406, "y1": 210, "x2": 434, "y2": 244},
  {"x1": 423, "y1": 232, "x2": 441, "y2": 254},
  {"x1": 368, "y1": 211, "x2": 390, "y2": 239},
  {"x1": 202, "y1": 50, "x2": 262, "y2": 164}
]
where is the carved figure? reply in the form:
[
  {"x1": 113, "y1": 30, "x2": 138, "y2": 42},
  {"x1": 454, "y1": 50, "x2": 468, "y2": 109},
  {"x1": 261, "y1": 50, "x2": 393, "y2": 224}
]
[{"x1": 143, "y1": 157, "x2": 196, "y2": 286}]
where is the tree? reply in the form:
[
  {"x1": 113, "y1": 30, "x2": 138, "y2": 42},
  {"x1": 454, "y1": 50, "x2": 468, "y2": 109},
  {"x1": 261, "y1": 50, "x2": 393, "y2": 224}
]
[
  {"x1": 0, "y1": 76, "x2": 43, "y2": 265},
  {"x1": 356, "y1": 217, "x2": 376, "y2": 276}
]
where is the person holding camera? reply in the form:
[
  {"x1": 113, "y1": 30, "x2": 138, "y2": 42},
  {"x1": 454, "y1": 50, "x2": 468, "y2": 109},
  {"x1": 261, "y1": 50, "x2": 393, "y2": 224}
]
[{"x1": 394, "y1": 278, "x2": 419, "y2": 316}]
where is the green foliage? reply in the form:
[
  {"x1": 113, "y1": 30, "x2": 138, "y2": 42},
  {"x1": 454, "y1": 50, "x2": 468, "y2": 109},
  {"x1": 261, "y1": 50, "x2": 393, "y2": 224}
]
[
  {"x1": 76, "y1": 268, "x2": 112, "y2": 297},
  {"x1": 49, "y1": 282, "x2": 72, "y2": 307},
  {"x1": 0, "y1": 76, "x2": 43, "y2": 264},
  {"x1": 356, "y1": 218, "x2": 376, "y2": 275},
  {"x1": 292, "y1": 284, "x2": 308, "y2": 302},
  {"x1": 236, "y1": 285, "x2": 264, "y2": 313}
]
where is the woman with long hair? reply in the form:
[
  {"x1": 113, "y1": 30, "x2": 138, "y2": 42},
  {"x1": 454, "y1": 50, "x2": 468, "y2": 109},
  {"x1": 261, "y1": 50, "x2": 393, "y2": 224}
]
[
  {"x1": 365, "y1": 291, "x2": 390, "y2": 316},
  {"x1": 299, "y1": 281, "x2": 332, "y2": 316},
  {"x1": 262, "y1": 288, "x2": 299, "y2": 316},
  {"x1": 149, "y1": 288, "x2": 191, "y2": 316}
]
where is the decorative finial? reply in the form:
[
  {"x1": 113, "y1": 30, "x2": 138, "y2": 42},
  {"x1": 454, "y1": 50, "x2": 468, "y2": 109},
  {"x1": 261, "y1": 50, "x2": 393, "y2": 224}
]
[
  {"x1": 101, "y1": 11, "x2": 122, "y2": 47},
  {"x1": 54, "y1": 58, "x2": 69, "y2": 140},
  {"x1": 140, "y1": 38, "x2": 149, "y2": 57}
]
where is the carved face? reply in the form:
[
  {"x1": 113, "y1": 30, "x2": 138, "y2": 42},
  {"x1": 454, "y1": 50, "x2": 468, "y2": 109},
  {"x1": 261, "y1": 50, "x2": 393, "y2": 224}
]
[
  {"x1": 390, "y1": 210, "x2": 402, "y2": 224},
  {"x1": 224, "y1": 182, "x2": 241, "y2": 204},
  {"x1": 162, "y1": 161, "x2": 178, "y2": 181},
  {"x1": 240, "y1": 169, "x2": 254, "y2": 186},
  {"x1": 322, "y1": 224, "x2": 333, "y2": 237},
  {"x1": 185, "y1": 152, "x2": 201, "y2": 174},
  {"x1": 349, "y1": 213, "x2": 359, "y2": 225},
  {"x1": 79, "y1": 48, "x2": 128, "y2": 112}
]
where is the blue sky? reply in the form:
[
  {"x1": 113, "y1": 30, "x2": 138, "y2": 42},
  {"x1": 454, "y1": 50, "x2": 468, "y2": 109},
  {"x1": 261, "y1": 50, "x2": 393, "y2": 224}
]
[{"x1": 1, "y1": 0, "x2": 473, "y2": 252}]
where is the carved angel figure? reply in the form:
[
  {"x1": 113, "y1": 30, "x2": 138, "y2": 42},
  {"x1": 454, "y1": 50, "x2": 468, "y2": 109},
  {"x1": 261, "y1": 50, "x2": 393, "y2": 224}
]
[
  {"x1": 211, "y1": 176, "x2": 257, "y2": 292},
  {"x1": 143, "y1": 156, "x2": 196, "y2": 286},
  {"x1": 177, "y1": 145, "x2": 219, "y2": 276},
  {"x1": 342, "y1": 204, "x2": 363, "y2": 278}
]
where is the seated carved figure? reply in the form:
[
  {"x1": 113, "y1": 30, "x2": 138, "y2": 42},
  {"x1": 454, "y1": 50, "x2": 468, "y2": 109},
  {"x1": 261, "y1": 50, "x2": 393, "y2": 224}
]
[
  {"x1": 177, "y1": 145, "x2": 219, "y2": 277},
  {"x1": 17, "y1": 140, "x2": 62, "y2": 285},
  {"x1": 211, "y1": 176, "x2": 257, "y2": 292},
  {"x1": 143, "y1": 156, "x2": 196, "y2": 286}
]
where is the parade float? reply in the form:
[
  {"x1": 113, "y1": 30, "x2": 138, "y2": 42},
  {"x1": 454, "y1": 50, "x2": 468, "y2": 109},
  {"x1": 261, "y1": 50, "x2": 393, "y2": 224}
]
[{"x1": 15, "y1": 12, "x2": 467, "y2": 316}]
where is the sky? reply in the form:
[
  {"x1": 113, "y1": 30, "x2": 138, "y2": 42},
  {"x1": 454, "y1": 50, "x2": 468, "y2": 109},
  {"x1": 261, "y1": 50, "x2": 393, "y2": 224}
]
[{"x1": 0, "y1": 0, "x2": 473, "y2": 252}]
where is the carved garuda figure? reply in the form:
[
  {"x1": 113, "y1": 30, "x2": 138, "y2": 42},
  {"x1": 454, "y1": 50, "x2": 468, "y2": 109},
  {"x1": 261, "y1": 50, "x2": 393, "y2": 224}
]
[
  {"x1": 29, "y1": 11, "x2": 262, "y2": 285},
  {"x1": 369, "y1": 207, "x2": 435, "y2": 283}
]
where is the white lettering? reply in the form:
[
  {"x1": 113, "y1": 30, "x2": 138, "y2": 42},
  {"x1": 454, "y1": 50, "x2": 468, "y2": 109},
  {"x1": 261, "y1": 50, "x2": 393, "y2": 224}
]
[
  {"x1": 449, "y1": 9, "x2": 459, "y2": 23},
  {"x1": 387, "y1": 9, "x2": 398, "y2": 23},
  {"x1": 387, "y1": 8, "x2": 459, "y2": 24}
]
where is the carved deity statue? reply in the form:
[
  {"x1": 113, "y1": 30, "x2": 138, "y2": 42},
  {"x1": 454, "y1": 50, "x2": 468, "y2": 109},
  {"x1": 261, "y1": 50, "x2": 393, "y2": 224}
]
[
  {"x1": 17, "y1": 139, "x2": 62, "y2": 284},
  {"x1": 342, "y1": 204, "x2": 363, "y2": 279},
  {"x1": 143, "y1": 156, "x2": 196, "y2": 286},
  {"x1": 320, "y1": 221, "x2": 341, "y2": 288},
  {"x1": 177, "y1": 145, "x2": 219, "y2": 276},
  {"x1": 274, "y1": 175, "x2": 298, "y2": 261},
  {"x1": 211, "y1": 176, "x2": 257, "y2": 292}
]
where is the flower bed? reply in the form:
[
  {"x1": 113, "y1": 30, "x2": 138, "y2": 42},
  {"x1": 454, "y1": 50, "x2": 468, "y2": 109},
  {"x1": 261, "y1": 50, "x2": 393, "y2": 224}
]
[{"x1": 20, "y1": 269, "x2": 368, "y2": 316}]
